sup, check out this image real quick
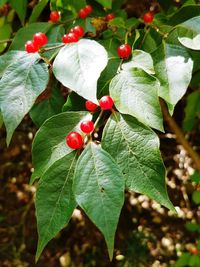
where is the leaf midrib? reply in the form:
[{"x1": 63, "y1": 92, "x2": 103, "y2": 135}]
[
  {"x1": 113, "y1": 113, "x2": 165, "y2": 200},
  {"x1": 38, "y1": 152, "x2": 77, "y2": 250}
]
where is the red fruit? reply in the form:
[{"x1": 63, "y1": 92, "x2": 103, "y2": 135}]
[
  {"x1": 117, "y1": 44, "x2": 132, "y2": 58},
  {"x1": 143, "y1": 12, "x2": 154, "y2": 23},
  {"x1": 62, "y1": 33, "x2": 79, "y2": 43},
  {"x1": 66, "y1": 132, "x2": 83, "y2": 149},
  {"x1": 50, "y1": 11, "x2": 60, "y2": 23},
  {"x1": 106, "y1": 13, "x2": 115, "y2": 21},
  {"x1": 99, "y1": 96, "x2": 114, "y2": 110},
  {"x1": 25, "y1": 40, "x2": 39, "y2": 53},
  {"x1": 80, "y1": 120, "x2": 94, "y2": 134},
  {"x1": 70, "y1": 26, "x2": 85, "y2": 38},
  {"x1": 197, "y1": 184, "x2": 200, "y2": 190},
  {"x1": 84, "y1": 5, "x2": 93, "y2": 15},
  {"x1": 85, "y1": 100, "x2": 98, "y2": 112},
  {"x1": 79, "y1": 8, "x2": 87, "y2": 18},
  {"x1": 190, "y1": 249, "x2": 199, "y2": 255},
  {"x1": 33, "y1": 32, "x2": 48, "y2": 47}
]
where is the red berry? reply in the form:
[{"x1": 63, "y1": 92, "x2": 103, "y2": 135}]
[
  {"x1": 78, "y1": 8, "x2": 87, "y2": 18},
  {"x1": 143, "y1": 12, "x2": 154, "y2": 23},
  {"x1": 106, "y1": 13, "x2": 115, "y2": 21},
  {"x1": 66, "y1": 132, "x2": 83, "y2": 149},
  {"x1": 25, "y1": 40, "x2": 39, "y2": 53},
  {"x1": 99, "y1": 96, "x2": 114, "y2": 110},
  {"x1": 70, "y1": 26, "x2": 85, "y2": 38},
  {"x1": 84, "y1": 5, "x2": 93, "y2": 15},
  {"x1": 190, "y1": 249, "x2": 199, "y2": 255},
  {"x1": 197, "y1": 185, "x2": 200, "y2": 190},
  {"x1": 85, "y1": 100, "x2": 98, "y2": 112},
  {"x1": 62, "y1": 33, "x2": 79, "y2": 43},
  {"x1": 50, "y1": 11, "x2": 60, "y2": 23},
  {"x1": 117, "y1": 44, "x2": 132, "y2": 59},
  {"x1": 80, "y1": 120, "x2": 94, "y2": 134},
  {"x1": 33, "y1": 32, "x2": 48, "y2": 47}
]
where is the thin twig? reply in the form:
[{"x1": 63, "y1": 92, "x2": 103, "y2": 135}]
[
  {"x1": 40, "y1": 44, "x2": 65, "y2": 52},
  {"x1": 160, "y1": 99, "x2": 200, "y2": 172},
  {"x1": 0, "y1": 39, "x2": 13, "y2": 44}
]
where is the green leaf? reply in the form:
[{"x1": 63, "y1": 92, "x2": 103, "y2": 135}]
[
  {"x1": 0, "y1": 0, "x2": 7, "y2": 7},
  {"x1": 122, "y1": 50, "x2": 155, "y2": 75},
  {"x1": 9, "y1": 0, "x2": 27, "y2": 25},
  {"x1": 53, "y1": 39, "x2": 108, "y2": 104},
  {"x1": 169, "y1": 5, "x2": 200, "y2": 25},
  {"x1": 0, "y1": 51, "x2": 24, "y2": 78},
  {"x1": 177, "y1": 16, "x2": 200, "y2": 50},
  {"x1": 0, "y1": 51, "x2": 49, "y2": 145},
  {"x1": 0, "y1": 24, "x2": 12, "y2": 53},
  {"x1": 30, "y1": 85, "x2": 65, "y2": 127},
  {"x1": 43, "y1": 25, "x2": 65, "y2": 60},
  {"x1": 191, "y1": 172, "x2": 200, "y2": 184},
  {"x1": 189, "y1": 254, "x2": 200, "y2": 266},
  {"x1": 183, "y1": 91, "x2": 200, "y2": 131},
  {"x1": 152, "y1": 42, "x2": 193, "y2": 114},
  {"x1": 36, "y1": 151, "x2": 77, "y2": 261},
  {"x1": 97, "y1": 38, "x2": 120, "y2": 97},
  {"x1": 95, "y1": 0, "x2": 112, "y2": 9},
  {"x1": 176, "y1": 252, "x2": 191, "y2": 266},
  {"x1": 108, "y1": 17, "x2": 125, "y2": 28},
  {"x1": 73, "y1": 143, "x2": 124, "y2": 260},
  {"x1": 125, "y1": 17, "x2": 140, "y2": 31},
  {"x1": 9, "y1": 22, "x2": 52, "y2": 50},
  {"x1": 140, "y1": 28, "x2": 162, "y2": 53},
  {"x1": 62, "y1": 92, "x2": 86, "y2": 112},
  {"x1": 192, "y1": 190, "x2": 200, "y2": 204},
  {"x1": 29, "y1": 0, "x2": 49, "y2": 23},
  {"x1": 109, "y1": 68, "x2": 163, "y2": 131},
  {"x1": 64, "y1": 0, "x2": 86, "y2": 11},
  {"x1": 97, "y1": 57, "x2": 120, "y2": 97},
  {"x1": 185, "y1": 223, "x2": 200, "y2": 232},
  {"x1": 102, "y1": 113, "x2": 174, "y2": 210},
  {"x1": 31, "y1": 111, "x2": 91, "y2": 184}
]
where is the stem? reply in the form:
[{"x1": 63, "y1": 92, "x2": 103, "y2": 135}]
[
  {"x1": 118, "y1": 59, "x2": 124, "y2": 71},
  {"x1": 94, "y1": 110, "x2": 104, "y2": 129},
  {"x1": 61, "y1": 16, "x2": 77, "y2": 24},
  {"x1": 151, "y1": 25, "x2": 168, "y2": 38},
  {"x1": 160, "y1": 99, "x2": 200, "y2": 172},
  {"x1": 125, "y1": 31, "x2": 129, "y2": 44},
  {"x1": 41, "y1": 56, "x2": 51, "y2": 66},
  {"x1": 40, "y1": 44, "x2": 65, "y2": 52},
  {"x1": 0, "y1": 38, "x2": 13, "y2": 44}
]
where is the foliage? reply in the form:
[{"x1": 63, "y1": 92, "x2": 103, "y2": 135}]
[{"x1": 0, "y1": 0, "x2": 200, "y2": 262}]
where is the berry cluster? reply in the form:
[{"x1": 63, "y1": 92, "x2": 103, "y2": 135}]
[
  {"x1": 66, "y1": 96, "x2": 114, "y2": 150},
  {"x1": 78, "y1": 5, "x2": 93, "y2": 19},
  {"x1": 49, "y1": 11, "x2": 60, "y2": 23},
  {"x1": 62, "y1": 25, "x2": 85, "y2": 44},
  {"x1": 25, "y1": 32, "x2": 48, "y2": 53}
]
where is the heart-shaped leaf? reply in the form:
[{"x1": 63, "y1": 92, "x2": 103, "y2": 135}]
[
  {"x1": 109, "y1": 68, "x2": 163, "y2": 131},
  {"x1": 36, "y1": 151, "x2": 77, "y2": 261},
  {"x1": 0, "y1": 51, "x2": 49, "y2": 144},
  {"x1": 53, "y1": 39, "x2": 108, "y2": 104},
  {"x1": 73, "y1": 143, "x2": 124, "y2": 260},
  {"x1": 102, "y1": 112, "x2": 174, "y2": 211},
  {"x1": 31, "y1": 111, "x2": 91, "y2": 184},
  {"x1": 152, "y1": 42, "x2": 193, "y2": 114},
  {"x1": 177, "y1": 16, "x2": 200, "y2": 50}
]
